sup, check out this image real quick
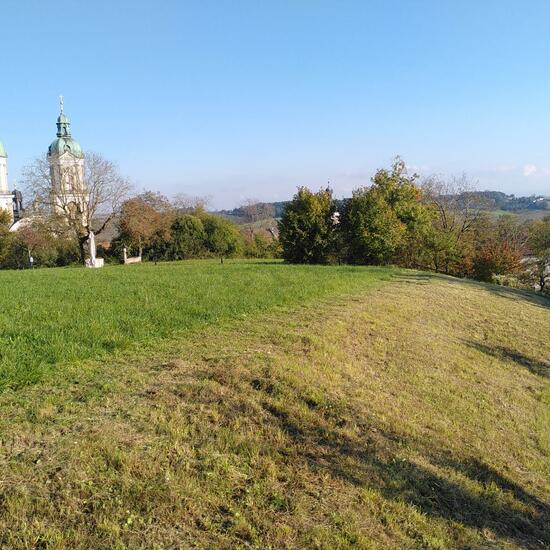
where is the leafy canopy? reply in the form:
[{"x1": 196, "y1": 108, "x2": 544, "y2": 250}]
[
  {"x1": 169, "y1": 214, "x2": 207, "y2": 260},
  {"x1": 342, "y1": 158, "x2": 430, "y2": 264},
  {"x1": 278, "y1": 187, "x2": 335, "y2": 264}
]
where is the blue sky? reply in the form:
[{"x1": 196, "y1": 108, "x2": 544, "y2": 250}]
[{"x1": 2, "y1": 0, "x2": 550, "y2": 208}]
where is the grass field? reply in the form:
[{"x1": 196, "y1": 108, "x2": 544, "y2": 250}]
[
  {"x1": 0, "y1": 261, "x2": 549, "y2": 548},
  {"x1": 0, "y1": 261, "x2": 394, "y2": 391}
]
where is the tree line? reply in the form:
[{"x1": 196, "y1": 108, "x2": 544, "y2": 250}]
[
  {"x1": 0, "y1": 153, "x2": 280, "y2": 269},
  {"x1": 112, "y1": 192, "x2": 279, "y2": 263},
  {"x1": 0, "y1": 153, "x2": 548, "y2": 294},
  {"x1": 278, "y1": 158, "x2": 550, "y2": 293}
]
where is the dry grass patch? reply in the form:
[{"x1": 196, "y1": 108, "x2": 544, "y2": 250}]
[{"x1": 0, "y1": 272, "x2": 548, "y2": 548}]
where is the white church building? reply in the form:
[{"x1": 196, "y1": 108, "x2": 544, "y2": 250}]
[
  {"x1": 47, "y1": 98, "x2": 88, "y2": 219},
  {"x1": 1, "y1": 97, "x2": 86, "y2": 228},
  {"x1": 0, "y1": 141, "x2": 24, "y2": 224}
]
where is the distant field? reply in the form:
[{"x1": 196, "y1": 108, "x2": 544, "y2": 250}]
[
  {"x1": 0, "y1": 266, "x2": 548, "y2": 548},
  {"x1": 0, "y1": 260, "x2": 395, "y2": 391},
  {"x1": 485, "y1": 208, "x2": 550, "y2": 221}
]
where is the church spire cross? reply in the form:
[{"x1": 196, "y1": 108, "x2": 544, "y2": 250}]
[{"x1": 55, "y1": 95, "x2": 71, "y2": 138}]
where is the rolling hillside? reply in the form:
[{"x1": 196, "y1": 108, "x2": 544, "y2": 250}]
[{"x1": 0, "y1": 262, "x2": 548, "y2": 548}]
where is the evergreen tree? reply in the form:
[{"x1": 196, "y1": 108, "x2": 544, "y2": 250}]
[
  {"x1": 278, "y1": 187, "x2": 336, "y2": 264},
  {"x1": 169, "y1": 214, "x2": 207, "y2": 259}
]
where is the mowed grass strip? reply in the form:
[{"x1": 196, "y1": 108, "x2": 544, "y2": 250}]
[
  {"x1": 0, "y1": 260, "x2": 396, "y2": 390},
  {"x1": 0, "y1": 272, "x2": 548, "y2": 548}
]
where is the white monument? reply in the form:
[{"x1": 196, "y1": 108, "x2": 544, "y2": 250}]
[
  {"x1": 85, "y1": 231, "x2": 104, "y2": 268},
  {"x1": 123, "y1": 245, "x2": 142, "y2": 265}
]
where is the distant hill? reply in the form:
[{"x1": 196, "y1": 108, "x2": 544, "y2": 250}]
[
  {"x1": 216, "y1": 201, "x2": 288, "y2": 222},
  {"x1": 465, "y1": 190, "x2": 550, "y2": 212},
  {"x1": 215, "y1": 191, "x2": 550, "y2": 224}
]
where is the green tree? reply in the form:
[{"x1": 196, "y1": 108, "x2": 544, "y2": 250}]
[
  {"x1": 0, "y1": 210, "x2": 13, "y2": 265},
  {"x1": 413, "y1": 221, "x2": 465, "y2": 273},
  {"x1": 342, "y1": 189, "x2": 405, "y2": 264},
  {"x1": 3, "y1": 217, "x2": 72, "y2": 268},
  {"x1": 342, "y1": 158, "x2": 430, "y2": 265},
  {"x1": 169, "y1": 214, "x2": 207, "y2": 259},
  {"x1": 202, "y1": 215, "x2": 242, "y2": 263},
  {"x1": 278, "y1": 187, "x2": 336, "y2": 264}
]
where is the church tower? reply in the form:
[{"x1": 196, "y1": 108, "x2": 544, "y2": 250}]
[
  {"x1": 0, "y1": 141, "x2": 15, "y2": 219},
  {"x1": 48, "y1": 97, "x2": 88, "y2": 219}
]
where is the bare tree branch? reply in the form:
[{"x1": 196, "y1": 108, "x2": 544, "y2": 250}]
[{"x1": 21, "y1": 151, "x2": 132, "y2": 264}]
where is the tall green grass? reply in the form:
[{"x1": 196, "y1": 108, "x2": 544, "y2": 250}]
[{"x1": 0, "y1": 260, "x2": 396, "y2": 390}]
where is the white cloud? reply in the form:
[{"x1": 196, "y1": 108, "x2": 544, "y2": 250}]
[{"x1": 523, "y1": 164, "x2": 537, "y2": 177}]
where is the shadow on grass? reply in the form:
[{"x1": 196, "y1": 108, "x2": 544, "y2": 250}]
[
  {"x1": 262, "y1": 399, "x2": 550, "y2": 548},
  {"x1": 429, "y1": 273, "x2": 550, "y2": 310},
  {"x1": 433, "y1": 454, "x2": 549, "y2": 513},
  {"x1": 470, "y1": 282, "x2": 549, "y2": 310},
  {"x1": 466, "y1": 341, "x2": 549, "y2": 378}
]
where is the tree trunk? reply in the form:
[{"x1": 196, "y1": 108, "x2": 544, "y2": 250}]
[{"x1": 78, "y1": 235, "x2": 88, "y2": 265}]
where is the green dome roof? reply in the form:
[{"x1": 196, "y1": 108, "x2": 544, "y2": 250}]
[
  {"x1": 48, "y1": 136, "x2": 84, "y2": 158},
  {"x1": 48, "y1": 99, "x2": 84, "y2": 158},
  {"x1": 0, "y1": 142, "x2": 6, "y2": 158}
]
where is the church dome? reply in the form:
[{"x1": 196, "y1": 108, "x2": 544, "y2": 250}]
[
  {"x1": 48, "y1": 136, "x2": 84, "y2": 158},
  {"x1": 48, "y1": 98, "x2": 84, "y2": 158},
  {"x1": 0, "y1": 141, "x2": 6, "y2": 158}
]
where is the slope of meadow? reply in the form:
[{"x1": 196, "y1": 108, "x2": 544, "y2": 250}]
[
  {"x1": 0, "y1": 261, "x2": 394, "y2": 391},
  {"x1": 0, "y1": 262, "x2": 548, "y2": 549}
]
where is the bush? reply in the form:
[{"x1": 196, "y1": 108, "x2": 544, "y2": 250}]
[
  {"x1": 1, "y1": 216, "x2": 80, "y2": 269},
  {"x1": 473, "y1": 240, "x2": 523, "y2": 282},
  {"x1": 242, "y1": 232, "x2": 281, "y2": 259}
]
